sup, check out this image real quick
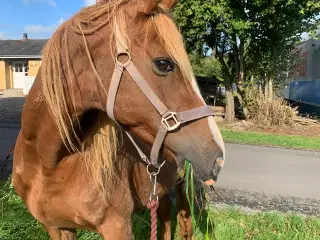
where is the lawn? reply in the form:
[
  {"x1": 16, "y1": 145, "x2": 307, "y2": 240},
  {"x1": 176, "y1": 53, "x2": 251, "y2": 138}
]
[
  {"x1": 1, "y1": 180, "x2": 319, "y2": 240},
  {"x1": 221, "y1": 128, "x2": 320, "y2": 151}
]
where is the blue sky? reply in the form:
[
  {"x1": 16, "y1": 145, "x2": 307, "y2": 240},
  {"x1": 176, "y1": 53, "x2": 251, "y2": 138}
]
[
  {"x1": 0, "y1": 1, "x2": 317, "y2": 41},
  {"x1": 0, "y1": 0, "x2": 96, "y2": 40}
]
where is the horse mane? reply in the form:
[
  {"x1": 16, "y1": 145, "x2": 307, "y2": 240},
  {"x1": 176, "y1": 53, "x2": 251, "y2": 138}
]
[{"x1": 41, "y1": 0, "x2": 198, "y2": 199}]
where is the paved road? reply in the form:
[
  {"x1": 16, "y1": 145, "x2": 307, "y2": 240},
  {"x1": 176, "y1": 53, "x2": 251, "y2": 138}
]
[
  {"x1": 0, "y1": 125, "x2": 20, "y2": 158},
  {"x1": 0, "y1": 124, "x2": 20, "y2": 179},
  {"x1": 216, "y1": 144, "x2": 320, "y2": 199},
  {"x1": 212, "y1": 144, "x2": 320, "y2": 215}
]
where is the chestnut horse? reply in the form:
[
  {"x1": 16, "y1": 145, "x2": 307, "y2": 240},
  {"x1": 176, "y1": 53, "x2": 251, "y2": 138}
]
[{"x1": 12, "y1": 0, "x2": 225, "y2": 239}]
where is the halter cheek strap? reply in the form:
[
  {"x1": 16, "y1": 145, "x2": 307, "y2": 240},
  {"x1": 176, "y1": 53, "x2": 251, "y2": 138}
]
[{"x1": 106, "y1": 21, "x2": 216, "y2": 167}]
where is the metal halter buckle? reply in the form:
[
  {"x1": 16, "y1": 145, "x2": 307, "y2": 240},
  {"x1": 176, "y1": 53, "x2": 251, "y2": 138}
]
[{"x1": 161, "y1": 112, "x2": 181, "y2": 131}]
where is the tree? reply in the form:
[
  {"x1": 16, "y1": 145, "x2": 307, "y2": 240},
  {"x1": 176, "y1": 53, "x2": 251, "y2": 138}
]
[
  {"x1": 245, "y1": 0, "x2": 320, "y2": 99},
  {"x1": 189, "y1": 52, "x2": 223, "y2": 81},
  {"x1": 173, "y1": 0, "x2": 320, "y2": 122},
  {"x1": 173, "y1": 0, "x2": 254, "y2": 122}
]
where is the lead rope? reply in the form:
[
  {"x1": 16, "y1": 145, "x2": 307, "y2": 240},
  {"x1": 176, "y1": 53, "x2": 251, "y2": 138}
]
[
  {"x1": 147, "y1": 200, "x2": 159, "y2": 240},
  {"x1": 147, "y1": 166, "x2": 163, "y2": 240}
]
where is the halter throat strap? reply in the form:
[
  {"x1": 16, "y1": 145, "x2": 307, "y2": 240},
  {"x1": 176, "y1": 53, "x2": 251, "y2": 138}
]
[{"x1": 106, "y1": 21, "x2": 215, "y2": 167}]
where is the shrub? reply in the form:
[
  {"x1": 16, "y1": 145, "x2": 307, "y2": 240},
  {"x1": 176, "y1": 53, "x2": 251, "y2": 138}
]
[{"x1": 244, "y1": 87, "x2": 297, "y2": 126}]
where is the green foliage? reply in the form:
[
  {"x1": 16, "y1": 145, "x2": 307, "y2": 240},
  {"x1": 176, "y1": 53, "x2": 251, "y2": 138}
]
[
  {"x1": 220, "y1": 128, "x2": 320, "y2": 151},
  {"x1": 0, "y1": 179, "x2": 49, "y2": 240},
  {"x1": 184, "y1": 161, "x2": 215, "y2": 240},
  {"x1": 184, "y1": 161, "x2": 196, "y2": 234},
  {"x1": 210, "y1": 207, "x2": 320, "y2": 240},
  {"x1": 173, "y1": 0, "x2": 320, "y2": 96},
  {"x1": 189, "y1": 53, "x2": 223, "y2": 81}
]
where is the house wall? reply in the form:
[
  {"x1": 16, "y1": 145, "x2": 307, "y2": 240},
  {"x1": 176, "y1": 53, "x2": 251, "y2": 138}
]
[
  {"x1": 293, "y1": 38, "x2": 320, "y2": 81},
  {"x1": 28, "y1": 60, "x2": 41, "y2": 77},
  {"x1": 0, "y1": 59, "x2": 41, "y2": 90},
  {"x1": 0, "y1": 60, "x2": 12, "y2": 90},
  {"x1": 0, "y1": 60, "x2": 5, "y2": 90},
  {"x1": 5, "y1": 62, "x2": 13, "y2": 89}
]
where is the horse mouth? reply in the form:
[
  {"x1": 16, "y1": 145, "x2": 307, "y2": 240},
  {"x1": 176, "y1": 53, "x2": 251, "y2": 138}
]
[{"x1": 204, "y1": 179, "x2": 216, "y2": 186}]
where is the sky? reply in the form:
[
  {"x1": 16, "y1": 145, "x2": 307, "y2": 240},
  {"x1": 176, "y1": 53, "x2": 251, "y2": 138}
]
[
  {"x1": 0, "y1": 0, "x2": 96, "y2": 40},
  {"x1": 0, "y1": 1, "x2": 317, "y2": 41}
]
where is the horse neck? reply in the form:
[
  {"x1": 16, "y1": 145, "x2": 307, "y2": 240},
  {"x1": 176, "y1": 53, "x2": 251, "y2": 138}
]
[{"x1": 21, "y1": 75, "x2": 82, "y2": 173}]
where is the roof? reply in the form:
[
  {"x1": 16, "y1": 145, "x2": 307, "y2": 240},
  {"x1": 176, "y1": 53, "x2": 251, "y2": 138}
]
[{"x1": 0, "y1": 39, "x2": 48, "y2": 58}]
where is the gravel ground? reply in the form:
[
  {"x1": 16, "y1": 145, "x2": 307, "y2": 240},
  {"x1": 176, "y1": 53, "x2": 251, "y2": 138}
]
[
  {"x1": 0, "y1": 90, "x2": 25, "y2": 124},
  {"x1": 210, "y1": 187, "x2": 320, "y2": 216}
]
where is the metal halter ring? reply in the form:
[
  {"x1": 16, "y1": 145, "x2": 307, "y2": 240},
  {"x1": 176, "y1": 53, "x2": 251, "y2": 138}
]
[
  {"x1": 116, "y1": 51, "x2": 132, "y2": 68},
  {"x1": 147, "y1": 161, "x2": 166, "y2": 176},
  {"x1": 161, "y1": 112, "x2": 181, "y2": 131}
]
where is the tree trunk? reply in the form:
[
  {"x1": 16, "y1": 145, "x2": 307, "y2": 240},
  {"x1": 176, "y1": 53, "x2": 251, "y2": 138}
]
[
  {"x1": 239, "y1": 39, "x2": 245, "y2": 85},
  {"x1": 264, "y1": 79, "x2": 273, "y2": 100},
  {"x1": 259, "y1": 85, "x2": 263, "y2": 96},
  {"x1": 216, "y1": 55, "x2": 235, "y2": 123},
  {"x1": 264, "y1": 82, "x2": 268, "y2": 99},
  {"x1": 268, "y1": 79, "x2": 273, "y2": 100},
  {"x1": 225, "y1": 87, "x2": 235, "y2": 123},
  {"x1": 233, "y1": 38, "x2": 249, "y2": 119},
  {"x1": 235, "y1": 93, "x2": 249, "y2": 118}
]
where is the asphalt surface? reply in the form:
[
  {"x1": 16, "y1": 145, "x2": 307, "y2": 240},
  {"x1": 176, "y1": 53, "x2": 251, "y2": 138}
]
[
  {"x1": 212, "y1": 144, "x2": 320, "y2": 216},
  {"x1": 0, "y1": 124, "x2": 20, "y2": 180}
]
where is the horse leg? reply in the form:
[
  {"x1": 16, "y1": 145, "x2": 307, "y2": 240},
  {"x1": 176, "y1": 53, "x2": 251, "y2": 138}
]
[
  {"x1": 176, "y1": 183, "x2": 194, "y2": 240},
  {"x1": 97, "y1": 212, "x2": 134, "y2": 240},
  {"x1": 157, "y1": 194, "x2": 172, "y2": 240},
  {"x1": 43, "y1": 225, "x2": 77, "y2": 240}
]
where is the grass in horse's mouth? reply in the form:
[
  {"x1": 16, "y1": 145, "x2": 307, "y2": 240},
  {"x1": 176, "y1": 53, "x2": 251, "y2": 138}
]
[{"x1": 184, "y1": 160, "x2": 212, "y2": 239}]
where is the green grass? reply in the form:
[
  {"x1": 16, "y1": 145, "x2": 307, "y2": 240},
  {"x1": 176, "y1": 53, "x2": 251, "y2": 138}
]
[
  {"x1": 1, "y1": 179, "x2": 320, "y2": 239},
  {"x1": 221, "y1": 129, "x2": 320, "y2": 151}
]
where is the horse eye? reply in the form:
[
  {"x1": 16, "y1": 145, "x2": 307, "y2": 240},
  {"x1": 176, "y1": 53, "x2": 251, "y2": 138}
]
[{"x1": 153, "y1": 58, "x2": 175, "y2": 76}]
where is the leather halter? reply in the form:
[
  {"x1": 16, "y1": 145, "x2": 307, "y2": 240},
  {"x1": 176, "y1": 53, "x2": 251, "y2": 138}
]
[{"x1": 107, "y1": 20, "x2": 216, "y2": 168}]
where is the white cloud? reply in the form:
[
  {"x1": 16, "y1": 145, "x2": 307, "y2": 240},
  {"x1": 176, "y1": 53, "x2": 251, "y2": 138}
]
[
  {"x1": 0, "y1": 32, "x2": 5, "y2": 40},
  {"x1": 84, "y1": 0, "x2": 96, "y2": 6},
  {"x1": 24, "y1": 18, "x2": 64, "y2": 36},
  {"x1": 22, "y1": 0, "x2": 56, "y2": 8}
]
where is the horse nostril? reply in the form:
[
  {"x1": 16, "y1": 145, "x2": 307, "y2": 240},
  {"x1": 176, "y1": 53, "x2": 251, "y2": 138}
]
[
  {"x1": 216, "y1": 157, "x2": 224, "y2": 168},
  {"x1": 211, "y1": 156, "x2": 224, "y2": 181}
]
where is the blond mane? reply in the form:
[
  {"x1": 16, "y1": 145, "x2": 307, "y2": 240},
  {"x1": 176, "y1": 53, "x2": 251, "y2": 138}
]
[{"x1": 41, "y1": 1, "x2": 198, "y2": 199}]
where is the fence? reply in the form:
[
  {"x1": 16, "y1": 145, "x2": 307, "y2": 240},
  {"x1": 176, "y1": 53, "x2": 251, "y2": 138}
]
[{"x1": 23, "y1": 76, "x2": 36, "y2": 95}]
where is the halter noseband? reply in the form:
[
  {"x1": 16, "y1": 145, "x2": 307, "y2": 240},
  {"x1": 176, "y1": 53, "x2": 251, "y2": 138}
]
[{"x1": 106, "y1": 20, "x2": 215, "y2": 168}]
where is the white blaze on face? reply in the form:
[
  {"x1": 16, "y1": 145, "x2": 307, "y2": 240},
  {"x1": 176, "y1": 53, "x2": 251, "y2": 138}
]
[{"x1": 190, "y1": 77, "x2": 226, "y2": 160}]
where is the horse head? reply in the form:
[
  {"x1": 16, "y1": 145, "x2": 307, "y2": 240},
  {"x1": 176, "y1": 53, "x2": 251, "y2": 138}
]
[{"x1": 41, "y1": 0, "x2": 225, "y2": 188}]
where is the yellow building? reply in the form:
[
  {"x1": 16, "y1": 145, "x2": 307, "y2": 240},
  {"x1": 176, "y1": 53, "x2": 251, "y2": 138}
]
[{"x1": 0, "y1": 33, "x2": 47, "y2": 90}]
